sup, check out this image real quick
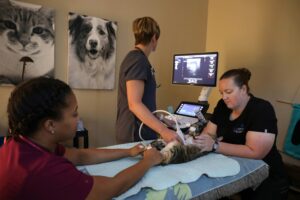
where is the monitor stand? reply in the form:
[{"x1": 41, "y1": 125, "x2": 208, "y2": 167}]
[{"x1": 198, "y1": 87, "x2": 212, "y2": 105}]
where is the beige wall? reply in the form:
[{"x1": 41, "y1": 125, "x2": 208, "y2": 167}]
[
  {"x1": 0, "y1": 0, "x2": 209, "y2": 147},
  {"x1": 206, "y1": 0, "x2": 300, "y2": 154},
  {"x1": 1, "y1": 0, "x2": 298, "y2": 155}
]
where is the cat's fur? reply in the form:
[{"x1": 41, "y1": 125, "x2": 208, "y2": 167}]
[
  {"x1": 0, "y1": 0, "x2": 54, "y2": 85},
  {"x1": 151, "y1": 137, "x2": 208, "y2": 165}
]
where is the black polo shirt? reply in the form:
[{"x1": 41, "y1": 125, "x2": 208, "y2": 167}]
[{"x1": 211, "y1": 95, "x2": 286, "y2": 178}]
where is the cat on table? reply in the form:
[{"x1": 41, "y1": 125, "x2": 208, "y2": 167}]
[{"x1": 151, "y1": 134, "x2": 209, "y2": 165}]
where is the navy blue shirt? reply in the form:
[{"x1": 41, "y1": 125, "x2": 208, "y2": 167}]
[{"x1": 116, "y1": 48, "x2": 157, "y2": 143}]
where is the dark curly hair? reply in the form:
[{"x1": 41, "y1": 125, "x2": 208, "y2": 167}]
[
  {"x1": 220, "y1": 68, "x2": 251, "y2": 94},
  {"x1": 7, "y1": 77, "x2": 72, "y2": 137}
]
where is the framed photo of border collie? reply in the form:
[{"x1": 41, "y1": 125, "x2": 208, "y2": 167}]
[
  {"x1": 68, "y1": 12, "x2": 117, "y2": 90},
  {"x1": 0, "y1": 0, "x2": 55, "y2": 85}
]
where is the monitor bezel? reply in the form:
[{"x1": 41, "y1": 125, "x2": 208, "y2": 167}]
[
  {"x1": 174, "y1": 101, "x2": 209, "y2": 116},
  {"x1": 172, "y1": 51, "x2": 219, "y2": 87}
]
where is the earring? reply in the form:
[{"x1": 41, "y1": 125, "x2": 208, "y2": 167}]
[{"x1": 51, "y1": 130, "x2": 55, "y2": 134}]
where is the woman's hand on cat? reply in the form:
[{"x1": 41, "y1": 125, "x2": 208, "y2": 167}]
[
  {"x1": 194, "y1": 133, "x2": 215, "y2": 152},
  {"x1": 128, "y1": 144, "x2": 146, "y2": 157},
  {"x1": 160, "y1": 128, "x2": 180, "y2": 144},
  {"x1": 142, "y1": 148, "x2": 163, "y2": 166}
]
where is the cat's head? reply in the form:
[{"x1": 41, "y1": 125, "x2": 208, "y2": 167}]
[
  {"x1": 150, "y1": 139, "x2": 167, "y2": 151},
  {"x1": 0, "y1": 1, "x2": 54, "y2": 56}
]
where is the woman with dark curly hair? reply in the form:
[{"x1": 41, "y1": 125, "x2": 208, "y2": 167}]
[{"x1": 0, "y1": 77, "x2": 162, "y2": 200}]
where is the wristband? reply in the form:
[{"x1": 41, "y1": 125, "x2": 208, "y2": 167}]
[{"x1": 212, "y1": 140, "x2": 219, "y2": 152}]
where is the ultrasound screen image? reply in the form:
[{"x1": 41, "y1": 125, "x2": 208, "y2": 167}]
[{"x1": 173, "y1": 52, "x2": 218, "y2": 86}]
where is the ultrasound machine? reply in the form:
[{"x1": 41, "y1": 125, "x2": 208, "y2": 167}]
[{"x1": 167, "y1": 52, "x2": 219, "y2": 129}]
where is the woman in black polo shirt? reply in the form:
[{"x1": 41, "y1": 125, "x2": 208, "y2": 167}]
[{"x1": 195, "y1": 68, "x2": 289, "y2": 200}]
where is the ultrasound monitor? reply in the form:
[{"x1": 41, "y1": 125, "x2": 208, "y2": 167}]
[{"x1": 172, "y1": 52, "x2": 218, "y2": 87}]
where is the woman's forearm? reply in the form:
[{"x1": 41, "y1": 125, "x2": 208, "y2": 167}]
[
  {"x1": 217, "y1": 142, "x2": 261, "y2": 159},
  {"x1": 66, "y1": 148, "x2": 132, "y2": 165}
]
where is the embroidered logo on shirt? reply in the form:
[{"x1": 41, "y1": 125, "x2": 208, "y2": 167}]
[{"x1": 233, "y1": 124, "x2": 245, "y2": 134}]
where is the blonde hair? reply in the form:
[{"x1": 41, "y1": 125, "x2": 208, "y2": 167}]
[{"x1": 133, "y1": 16, "x2": 160, "y2": 45}]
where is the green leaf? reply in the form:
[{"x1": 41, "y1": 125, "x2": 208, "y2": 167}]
[
  {"x1": 174, "y1": 183, "x2": 192, "y2": 200},
  {"x1": 145, "y1": 188, "x2": 168, "y2": 200}
]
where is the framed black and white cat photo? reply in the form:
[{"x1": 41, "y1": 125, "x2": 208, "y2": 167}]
[{"x1": 0, "y1": 0, "x2": 55, "y2": 85}]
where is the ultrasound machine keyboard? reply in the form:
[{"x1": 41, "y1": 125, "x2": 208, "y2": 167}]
[{"x1": 164, "y1": 115, "x2": 198, "y2": 128}]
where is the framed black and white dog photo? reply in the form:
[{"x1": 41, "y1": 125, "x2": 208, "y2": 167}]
[
  {"x1": 0, "y1": 0, "x2": 55, "y2": 85},
  {"x1": 68, "y1": 12, "x2": 117, "y2": 90}
]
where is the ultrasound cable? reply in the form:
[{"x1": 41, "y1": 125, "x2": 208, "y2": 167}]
[{"x1": 138, "y1": 110, "x2": 186, "y2": 145}]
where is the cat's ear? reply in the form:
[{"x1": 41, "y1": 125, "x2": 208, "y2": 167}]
[{"x1": 38, "y1": 7, "x2": 54, "y2": 20}]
